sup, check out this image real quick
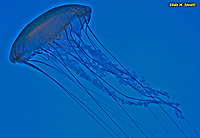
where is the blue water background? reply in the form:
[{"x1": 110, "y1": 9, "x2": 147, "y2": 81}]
[{"x1": 0, "y1": 0, "x2": 200, "y2": 137}]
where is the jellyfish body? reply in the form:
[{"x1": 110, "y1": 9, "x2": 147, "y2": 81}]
[{"x1": 9, "y1": 4, "x2": 199, "y2": 138}]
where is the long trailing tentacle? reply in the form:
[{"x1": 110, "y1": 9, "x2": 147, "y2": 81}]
[
  {"x1": 41, "y1": 42, "x2": 131, "y2": 137},
  {"x1": 67, "y1": 25, "x2": 148, "y2": 137},
  {"x1": 84, "y1": 23, "x2": 189, "y2": 137},
  {"x1": 30, "y1": 56, "x2": 155, "y2": 137},
  {"x1": 49, "y1": 19, "x2": 174, "y2": 137},
  {"x1": 23, "y1": 61, "x2": 120, "y2": 138}
]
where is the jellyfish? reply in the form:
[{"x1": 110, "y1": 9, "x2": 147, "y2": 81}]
[{"x1": 9, "y1": 4, "x2": 199, "y2": 138}]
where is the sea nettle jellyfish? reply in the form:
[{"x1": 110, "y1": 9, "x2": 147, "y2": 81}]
[{"x1": 9, "y1": 4, "x2": 200, "y2": 138}]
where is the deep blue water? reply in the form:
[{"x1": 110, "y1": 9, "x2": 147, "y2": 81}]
[{"x1": 0, "y1": 0, "x2": 200, "y2": 138}]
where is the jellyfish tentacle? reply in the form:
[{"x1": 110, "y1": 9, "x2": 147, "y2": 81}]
[
  {"x1": 67, "y1": 30, "x2": 148, "y2": 137},
  {"x1": 48, "y1": 25, "x2": 183, "y2": 137},
  {"x1": 71, "y1": 34, "x2": 178, "y2": 109},
  {"x1": 44, "y1": 37, "x2": 131, "y2": 137},
  {"x1": 28, "y1": 51, "x2": 128, "y2": 137},
  {"x1": 86, "y1": 25, "x2": 188, "y2": 137},
  {"x1": 81, "y1": 27, "x2": 170, "y2": 99},
  {"x1": 63, "y1": 25, "x2": 133, "y2": 138},
  {"x1": 65, "y1": 44, "x2": 174, "y2": 138},
  {"x1": 23, "y1": 61, "x2": 118, "y2": 138},
  {"x1": 68, "y1": 32, "x2": 172, "y2": 137}
]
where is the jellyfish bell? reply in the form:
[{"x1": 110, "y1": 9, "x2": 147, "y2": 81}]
[
  {"x1": 9, "y1": 4, "x2": 91, "y2": 63},
  {"x1": 9, "y1": 4, "x2": 200, "y2": 138}
]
